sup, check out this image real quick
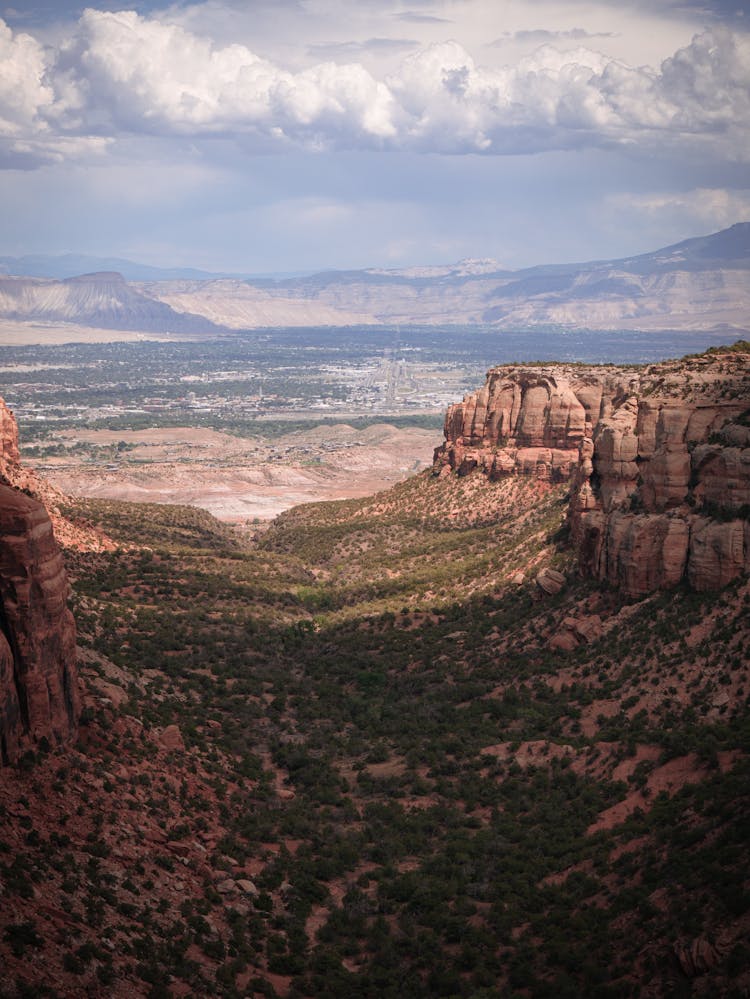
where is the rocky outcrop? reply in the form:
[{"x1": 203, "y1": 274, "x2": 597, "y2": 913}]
[
  {"x1": 570, "y1": 348, "x2": 750, "y2": 597},
  {"x1": 0, "y1": 484, "x2": 79, "y2": 764},
  {"x1": 536, "y1": 567, "x2": 567, "y2": 595},
  {"x1": 1, "y1": 395, "x2": 68, "y2": 513},
  {"x1": 0, "y1": 398, "x2": 21, "y2": 473},
  {"x1": 549, "y1": 614, "x2": 603, "y2": 651},
  {"x1": 434, "y1": 365, "x2": 634, "y2": 484},
  {"x1": 434, "y1": 345, "x2": 750, "y2": 597}
]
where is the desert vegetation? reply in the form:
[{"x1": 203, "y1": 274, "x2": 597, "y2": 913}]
[{"x1": 2, "y1": 457, "x2": 748, "y2": 997}]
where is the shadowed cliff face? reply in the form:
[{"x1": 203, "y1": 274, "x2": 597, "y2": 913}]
[
  {"x1": 0, "y1": 403, "x2": 79, "y2": 764},
  {"x1": 434, "y1": 346, "x2": 750, "y2": 597}
]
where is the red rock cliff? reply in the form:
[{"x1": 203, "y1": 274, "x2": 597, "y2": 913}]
[
  {"x1": 434, "y1": 364, "x2": 635, "y2": 482},
  {"x1": 0, "y1": 400, "x2": 80, "y2": 764},
  {"x1": 433, "y1": 346, "x2": 750, "y2": 597}
]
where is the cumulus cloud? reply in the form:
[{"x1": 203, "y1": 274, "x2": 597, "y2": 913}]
[
  {"x1": 51, "y1": 9, "x2": 399, "y2": 144},
  {"x1": 387, "y1": 30, "x2": 750, "y2": 153},
  {"x1": 660, "y1": 29, "x2": 750, "y2": 136},
  {"x1": 1, "y1": 9, "x2": 749, "y2": 166},
  {"x1": 0, "y1": 18, "x2": 109, "y2": 166}
]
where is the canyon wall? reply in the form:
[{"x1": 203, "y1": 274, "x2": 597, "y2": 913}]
[
  {"x1": 433, "y1": 347, "x2": 750, "y2": 597},
  {"x1": 0, "y1": 399, "x2": 80, "y2": 763}
]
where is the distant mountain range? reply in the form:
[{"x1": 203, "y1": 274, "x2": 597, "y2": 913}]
[
  {"x1": 0, "y1": 254, "x2": 310, "y2": 282},
  {"x1": 1, "y1": 224, "x2": 748, "y2": 334}
]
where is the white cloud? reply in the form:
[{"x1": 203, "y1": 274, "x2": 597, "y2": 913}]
[
  {"x1": 0, "y1": 10, "x2": 749, "y2": 167},
  {"x1": 51, "y1": 9, "x2": 399, "y2": 145},
  {"x1": 0, "y1": 18, "x2": 110, "y2": 167},
  {"x1": 0, "y1": 19, "x2": 51, "y2": 126}
]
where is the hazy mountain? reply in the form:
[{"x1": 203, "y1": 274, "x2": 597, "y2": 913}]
[
  {"x1": 1, "y1": 224, "x2": 748, "y2": 333},
  {"x1": 0, "y1": 270, "x2": 223, "y2": 334},
  {"x1": 147, "y1": 223, "x2": 750, "y2": 332}
]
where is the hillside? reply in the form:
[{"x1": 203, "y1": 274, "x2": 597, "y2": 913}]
[{"x1": 0, "y1": 345, "x2": 748, "y2": 997}]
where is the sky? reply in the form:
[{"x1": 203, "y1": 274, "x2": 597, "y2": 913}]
[{"x1": 0, "y1": 0, "x2": 749, "y2": 274}]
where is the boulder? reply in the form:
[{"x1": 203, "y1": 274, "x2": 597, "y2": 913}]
[
  {"x1": 159, "y1": 724, "x2": 185, "y2": 752},
  {"x1": 536, "y1": 568, "x2": 566, "y2": 595},
  {"x1": 549, "y1": 615, "x2": 603, "y2": 651},
  {"x1": 236, "y1": 878, "x2": 259, "y2": 896},
  {"x1": 548, "y1": 629, "x2": 578, "y2": 652}
]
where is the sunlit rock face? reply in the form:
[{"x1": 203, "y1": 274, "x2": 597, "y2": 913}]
[
  {"x1": 435, "y1": 365, "x2": 630, "y2": 485},
  {"x1": 434, "y1": 347, "x2": 750, "y2": 597}
]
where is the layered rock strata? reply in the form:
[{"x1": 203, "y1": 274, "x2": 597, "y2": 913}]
[
  {"x1": 0, "y1": 399, "x2": 80, "y2": 763},
  {"x1": 433, "y1": 347, "x2": 750, "y2": 596}
]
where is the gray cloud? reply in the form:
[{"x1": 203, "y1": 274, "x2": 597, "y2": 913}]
[
  {"x1": 489, "y1": 28, "x2": 617, "y2": 44},
  {"x1": 607, "y1": 0, "x2": 748, "y2": 25},
  {"x1": 395, "y1": 12, "x2": 453, "y2": 24}
]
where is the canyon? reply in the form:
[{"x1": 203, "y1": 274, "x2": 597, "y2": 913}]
[
  {"x1": 2, "y1": 341, "x2": 748, "y2": 774},
  {"x1": 1, "y1": 344, "x2": 747, "y2": 768},
  {"x1": 0, "y1": 344, "x2": 748, "y2": 997}
]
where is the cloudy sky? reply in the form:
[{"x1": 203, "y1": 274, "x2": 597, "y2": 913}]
[{"x1": 1, "y1": 0, "x2": 749, "y2": 273}]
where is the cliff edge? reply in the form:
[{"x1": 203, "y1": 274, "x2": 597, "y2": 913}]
[{"x1": 433, "y1": 344, "x2": 750, "y2": 597}]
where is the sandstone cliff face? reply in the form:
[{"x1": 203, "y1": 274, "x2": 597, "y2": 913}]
[
  {"x1": 0, "y1": 400, "x2": 80, "y2": 764},
  {"x1": 434, "y1": 347, "x2": 750, "y2": 597},
  {"x1": 434, "y1": 365, "x2": 633, "y2": 482}
]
